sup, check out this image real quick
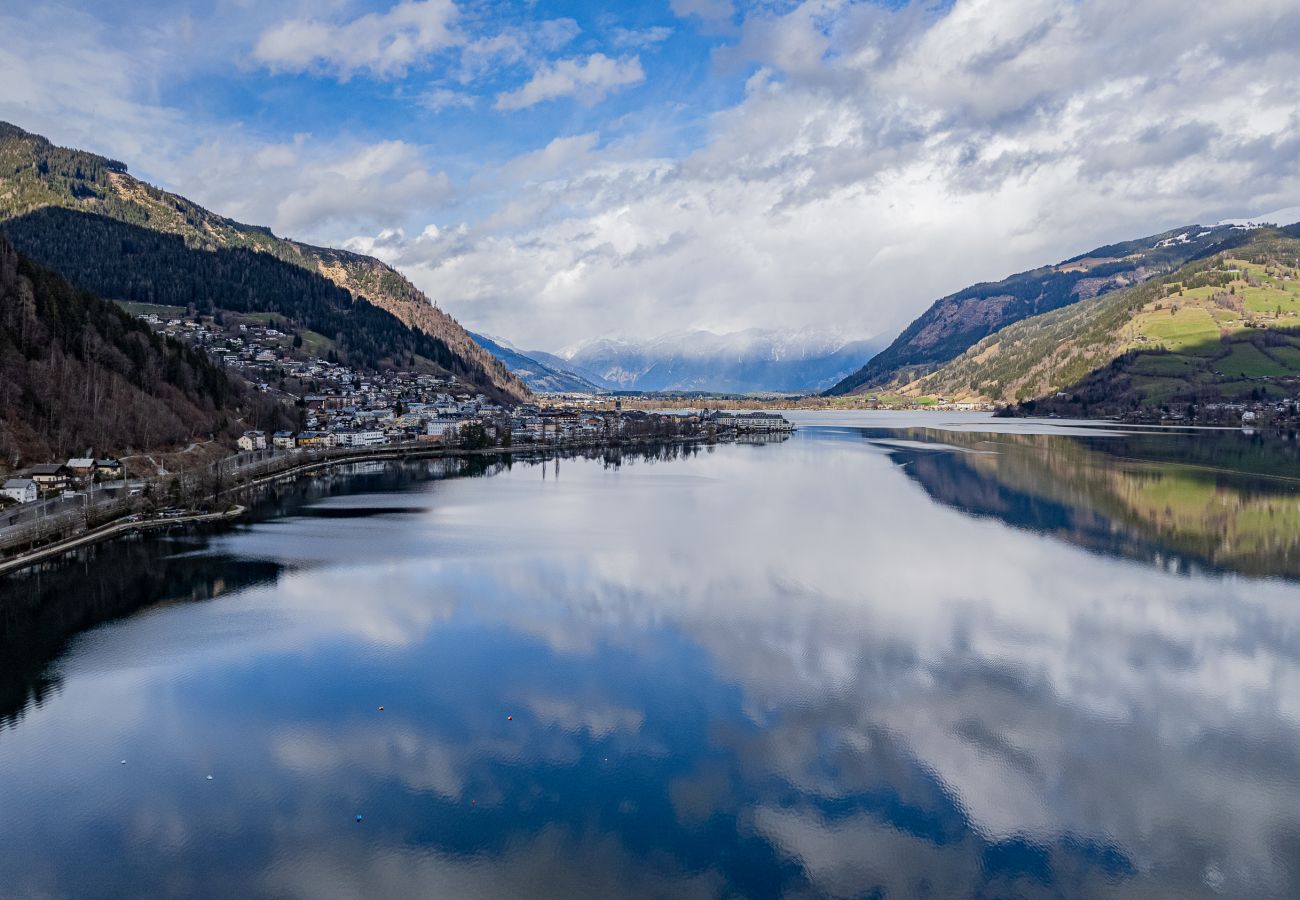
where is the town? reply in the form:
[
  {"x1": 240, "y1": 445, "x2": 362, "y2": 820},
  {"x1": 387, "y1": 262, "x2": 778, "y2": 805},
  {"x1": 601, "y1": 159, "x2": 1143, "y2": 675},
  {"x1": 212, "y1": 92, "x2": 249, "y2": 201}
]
[{"x1": 0, "y1": 304, "x2": 795, "y2": 562}]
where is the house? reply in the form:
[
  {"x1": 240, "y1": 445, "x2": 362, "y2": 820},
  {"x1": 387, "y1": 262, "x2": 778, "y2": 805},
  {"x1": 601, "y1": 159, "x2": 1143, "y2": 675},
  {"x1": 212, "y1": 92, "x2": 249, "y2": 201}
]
[
  {"x1": 2, "y1": 478, "x2": 38, "y2": 504},
  {"x1": 66, "y1": 457, "x2": 96, "y2": 484},
  {"x1": 237, "y1": 430, "x2": 267, "y2": 451},
  {"x1": 272, "y1": 431, "x2": 297, "y2": 449},
  {"x1": 29, "y1": 464, "x2": 70, "y2": 494},
  {"x1": 296, "y1": 431, "x2": 331, "y2": 448},
  {"x1": 95, "y1": 458, "x2": 123, "y2": 479}
]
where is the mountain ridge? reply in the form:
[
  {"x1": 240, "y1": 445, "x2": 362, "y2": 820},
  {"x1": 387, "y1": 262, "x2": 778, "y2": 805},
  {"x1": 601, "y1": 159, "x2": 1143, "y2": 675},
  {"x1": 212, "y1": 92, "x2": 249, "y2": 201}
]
[
  {"x1": 0, "y1": 122, "x2": 526, "y2": 401},
  {"x1": 893, "y1": 225, "x2": 1300, "y2": 414},
  {"x1": 469, "y1": 333, "x2": 604, "y2": 394},
  {"x1": 825, "y1": 224, "x2": 1252, "y2": 396}
]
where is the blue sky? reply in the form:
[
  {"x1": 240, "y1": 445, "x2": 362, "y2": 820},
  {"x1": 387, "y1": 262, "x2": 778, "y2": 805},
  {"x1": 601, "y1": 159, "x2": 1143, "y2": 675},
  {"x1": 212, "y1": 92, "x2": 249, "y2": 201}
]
[{"x1": 3, "y1": 0, "x2": 1300, "y2": 350}]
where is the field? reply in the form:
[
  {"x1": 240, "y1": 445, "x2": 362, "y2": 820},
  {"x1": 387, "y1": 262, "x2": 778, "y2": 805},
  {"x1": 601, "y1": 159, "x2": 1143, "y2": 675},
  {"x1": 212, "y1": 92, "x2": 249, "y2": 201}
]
[
  {"x1": 1131, "y1": 306, "x2": 1220, "y2": 351},
  {"x1": 1215, "y1": 343, "x2": 1294, "y2": 378}
]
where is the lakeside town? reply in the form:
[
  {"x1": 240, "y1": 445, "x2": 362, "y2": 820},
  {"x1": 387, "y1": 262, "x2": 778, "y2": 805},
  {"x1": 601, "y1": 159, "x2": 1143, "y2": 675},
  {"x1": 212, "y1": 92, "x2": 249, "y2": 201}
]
[{"x1": 0, "y1": 305, "x2": 795, "y2": 563}]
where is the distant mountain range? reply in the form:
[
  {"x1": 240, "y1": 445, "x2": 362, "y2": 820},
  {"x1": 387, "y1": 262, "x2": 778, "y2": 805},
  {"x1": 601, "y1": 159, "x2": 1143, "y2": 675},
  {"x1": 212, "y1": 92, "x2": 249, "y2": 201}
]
[
  {"x1": 469, "y1": 333, "x2": 604, "y2": 394},
  {"x1": 825, "y1": 224, "x2": 1251, "y2": 396},
  {"x1": 477, "y1": 328, "x2": 884, "y2": 394},
  {"x1": 0, "y1": 121, "x2": 526, "y2": 402}
]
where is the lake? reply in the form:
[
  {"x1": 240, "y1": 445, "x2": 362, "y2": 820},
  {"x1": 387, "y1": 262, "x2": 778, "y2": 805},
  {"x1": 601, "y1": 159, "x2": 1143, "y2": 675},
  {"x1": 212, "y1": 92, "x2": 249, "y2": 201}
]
[{"x1": 2, "y1": 411, "x2": 1299, "y2": 898}]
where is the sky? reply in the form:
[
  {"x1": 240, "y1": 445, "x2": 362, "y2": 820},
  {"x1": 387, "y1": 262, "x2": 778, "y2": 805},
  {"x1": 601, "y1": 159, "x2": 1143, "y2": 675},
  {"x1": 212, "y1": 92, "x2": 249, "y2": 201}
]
[{"x1": 2, "y1": 0, "x2": 1300, "y2": 352}]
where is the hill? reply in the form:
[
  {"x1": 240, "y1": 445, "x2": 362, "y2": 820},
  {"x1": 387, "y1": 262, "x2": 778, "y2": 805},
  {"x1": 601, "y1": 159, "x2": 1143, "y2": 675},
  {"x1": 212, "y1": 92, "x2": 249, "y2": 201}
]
[
  {"x1": 825, "y1": 224, "x2": 1249, "y2": 396},
  {"x1": 894, "y1": 226, "x2": 1300, "y2": 415},
  {"x1": 0, "y1": 235, "x2": 233, "y2": 465},
  {"x1": 0, "y1": 122, "x2": 525, "y2": 401},
  {"x1": 470, "y1": 333, "x2": 604, "y2": 394}
]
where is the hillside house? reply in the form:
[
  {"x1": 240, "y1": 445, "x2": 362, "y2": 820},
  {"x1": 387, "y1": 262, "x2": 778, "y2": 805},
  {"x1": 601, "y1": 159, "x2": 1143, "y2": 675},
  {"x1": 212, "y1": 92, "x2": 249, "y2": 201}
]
[
  {"x1": 2, "y1": 478, "x2": 38, "y2": 504},
  {"x1": 66, "y1": 457, "x2": 96, "y2": 484},
  {"x1": 29, "y1": 464, "x2": 70, "y2": 494}
]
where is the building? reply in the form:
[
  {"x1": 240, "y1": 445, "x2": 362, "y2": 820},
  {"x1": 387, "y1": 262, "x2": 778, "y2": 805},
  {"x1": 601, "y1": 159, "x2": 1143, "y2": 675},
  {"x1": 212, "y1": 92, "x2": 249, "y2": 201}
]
[
  {"x1": 66, "y1": 457, "x2": 96, "y2": 483},
  {"x1": 335, "y1": 429, "x2": 387, "y2": 448},
  {"x1": 237, "y1": 430, "x2": 267, "y2": 451},
  {"x1": 272, "y1": 431, "x2": 297, "y2": 450},
  {"x1": 95, "y1": 458, "x2": 123, "y2": 480},
  {"x1": 1, "y1": 478, "x2": 38, "y2": 504},
  {"x1": 29, "y1": 464, "x2": 70, "y2": 494},
  {"x1": 426, "y1": 417, "x2": 461, "y2": 439}
]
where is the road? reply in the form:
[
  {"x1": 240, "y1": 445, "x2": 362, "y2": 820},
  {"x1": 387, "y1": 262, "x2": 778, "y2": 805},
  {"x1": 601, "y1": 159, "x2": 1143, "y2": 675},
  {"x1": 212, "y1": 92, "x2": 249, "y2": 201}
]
[{"x1": 0, "y1": 482, "x2": 140, "y2": 531}]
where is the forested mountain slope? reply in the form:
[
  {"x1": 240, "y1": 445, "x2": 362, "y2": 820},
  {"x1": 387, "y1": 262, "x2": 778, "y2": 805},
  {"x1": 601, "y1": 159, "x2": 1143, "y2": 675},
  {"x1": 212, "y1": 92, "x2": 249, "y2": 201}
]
[
  {"x1": 0, "y1": 235, "x2": 232, "y2": 465},
  {"x1": 0, "y1": 122, "x2": 525, "y2": 400},
  {"x1": 826, "y1": 225, "x2": 1250, "y2": 396}
]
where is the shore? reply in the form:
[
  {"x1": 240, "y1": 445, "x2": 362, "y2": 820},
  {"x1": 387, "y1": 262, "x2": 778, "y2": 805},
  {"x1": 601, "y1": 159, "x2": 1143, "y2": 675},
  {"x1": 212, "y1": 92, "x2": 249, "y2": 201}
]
[{"x1": 0, "y1": 434, "x2": 720, "y2": 576}]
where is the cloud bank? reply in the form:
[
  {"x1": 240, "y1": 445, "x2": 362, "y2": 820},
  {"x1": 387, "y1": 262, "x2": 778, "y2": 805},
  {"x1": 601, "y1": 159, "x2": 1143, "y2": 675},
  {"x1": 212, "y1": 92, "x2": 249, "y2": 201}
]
[{"x1": 2, "y1": 0, "x2": 1299, "y2": 351}]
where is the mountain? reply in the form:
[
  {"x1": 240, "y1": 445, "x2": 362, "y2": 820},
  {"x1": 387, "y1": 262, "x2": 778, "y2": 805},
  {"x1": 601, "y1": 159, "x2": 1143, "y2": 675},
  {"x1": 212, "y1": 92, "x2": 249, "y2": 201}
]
[
  {"x1": 469, "y1": 333, "x2": 604, "y2": 394},
  {"x1": 0, "y1": 122, "x2": 526, "y2": 401},
  {"x1": 826, "y1": 224, "x2": 1250, "y2": 396},
  {"x1": 0, "y1": 235, "x2": 233, "y2": 465},
  {"x1": 892, "y1": 225, "x2": 1300, "y2": 413},
  {"x1": 550, "y1": 328, "x2": 883, "y2": 394}
]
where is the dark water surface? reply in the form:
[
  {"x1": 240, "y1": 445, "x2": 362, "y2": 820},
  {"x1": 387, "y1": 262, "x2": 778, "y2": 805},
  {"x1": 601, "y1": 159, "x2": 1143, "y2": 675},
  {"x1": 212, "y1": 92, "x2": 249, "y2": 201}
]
[{"x1": 2, "y1": 412, "x2": 1299, "y2": 898}]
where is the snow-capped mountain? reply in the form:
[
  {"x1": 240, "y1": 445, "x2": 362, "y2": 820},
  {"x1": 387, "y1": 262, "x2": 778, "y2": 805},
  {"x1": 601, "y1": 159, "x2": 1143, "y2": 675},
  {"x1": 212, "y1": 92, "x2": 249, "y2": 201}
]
[
  {"x1": 548, "y1": 328, "x2": 884, "y2": 393},
  {"x1": 469, "y1": 333, "x2": 604, "y2": 394}
]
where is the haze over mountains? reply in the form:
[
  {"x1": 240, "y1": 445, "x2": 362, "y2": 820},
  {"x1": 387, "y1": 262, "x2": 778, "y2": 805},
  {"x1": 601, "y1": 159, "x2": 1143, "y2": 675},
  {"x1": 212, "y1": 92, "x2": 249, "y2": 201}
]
[{"x1": 475, "y1": 328, "x2": 883, "y2": 394}]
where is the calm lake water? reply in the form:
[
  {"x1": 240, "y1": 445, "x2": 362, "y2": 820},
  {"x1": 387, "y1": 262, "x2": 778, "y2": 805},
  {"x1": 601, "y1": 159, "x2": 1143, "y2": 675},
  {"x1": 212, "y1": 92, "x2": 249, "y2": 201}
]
[{"x1": 2, "y1": 411, "x2": 1299, "y2": 898}]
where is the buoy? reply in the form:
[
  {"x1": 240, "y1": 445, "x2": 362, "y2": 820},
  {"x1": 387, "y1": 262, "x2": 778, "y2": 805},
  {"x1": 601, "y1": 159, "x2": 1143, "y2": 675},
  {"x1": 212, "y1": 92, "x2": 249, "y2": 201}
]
[
  {"x1": 507, "y1": 715, "x2": 513, "y2": 721},
  {"x1": 355, "y1": 815, "x2": 363, "y2": 823}
]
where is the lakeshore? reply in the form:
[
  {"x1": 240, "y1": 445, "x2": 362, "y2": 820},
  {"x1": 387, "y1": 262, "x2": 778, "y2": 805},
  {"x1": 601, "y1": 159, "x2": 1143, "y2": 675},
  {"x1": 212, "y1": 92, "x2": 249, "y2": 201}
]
[{"x1": 0, "y1": 415, "x2": 793, "y2": 574}]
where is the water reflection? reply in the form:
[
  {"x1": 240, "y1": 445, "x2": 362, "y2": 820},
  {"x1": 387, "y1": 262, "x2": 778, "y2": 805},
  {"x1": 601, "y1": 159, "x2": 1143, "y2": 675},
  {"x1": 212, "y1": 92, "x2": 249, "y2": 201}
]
[
  {"x1": 869, "y1": 424, "x2": 1300, "y2": 579},
  {"x1": 0, "y1": 418, "x2": 1297, "y2": 898}
]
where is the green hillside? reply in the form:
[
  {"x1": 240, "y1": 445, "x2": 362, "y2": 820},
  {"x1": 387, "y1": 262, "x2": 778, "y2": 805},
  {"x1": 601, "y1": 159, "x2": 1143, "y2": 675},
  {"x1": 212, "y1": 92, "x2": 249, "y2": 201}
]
[
  {"x1": 899, "y1": 227, "x2": 1300, "y2": 414},
  {"x1": 0, "y1": 122, "x2": 526, "y2": 400},
  {"x1": 825, "y1": 224, "x2": 1250, "y2": 396}
]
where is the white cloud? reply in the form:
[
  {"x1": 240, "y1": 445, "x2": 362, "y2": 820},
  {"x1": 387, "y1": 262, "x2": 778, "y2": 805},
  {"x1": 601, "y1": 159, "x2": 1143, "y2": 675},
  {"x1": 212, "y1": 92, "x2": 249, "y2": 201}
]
[
  {"x1": 252, "y1": 0, "x2": 459, "y2": 80},
  {"x1": 610, "y1": 25, "x2": 673, "y2": 48},
  {"x1": 494, "y1": 53, "x2": 646, "y2": 111},
  {"x1": 174, "y1": 137, "x2": 454, "y2": 239},
  {"x1": 418, "y1": 86, "x2": 476, "y2": 112},
  {"x1": 670, "y1": 0, "x2": 734, "y2": 23},
  {"x1": 362, "y1": 0, "x2": 1300, "y2": 350}
]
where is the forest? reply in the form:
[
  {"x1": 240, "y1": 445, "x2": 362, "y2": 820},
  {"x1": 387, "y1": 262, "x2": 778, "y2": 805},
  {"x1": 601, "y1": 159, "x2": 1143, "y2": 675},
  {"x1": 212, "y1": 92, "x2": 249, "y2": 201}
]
[{"x1": 0, "y1": 234, "x2": 234, "y2": 466}]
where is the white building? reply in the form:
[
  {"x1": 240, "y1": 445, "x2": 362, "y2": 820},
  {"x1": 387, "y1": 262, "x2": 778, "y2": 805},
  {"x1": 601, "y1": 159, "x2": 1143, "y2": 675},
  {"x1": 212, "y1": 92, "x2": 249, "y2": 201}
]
[
  {"x1": 2, "y1": 478, "x2": 37, "y2": 504},
  {"x1": 237, "y1": 430, "x2": 267, "y2": 451},
  {"x1": 426, "y1": 417, "x2": 461, "y2": 438},
  {"x1": 333, "y1": 429, "x2": 387, "y2": 448}
]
